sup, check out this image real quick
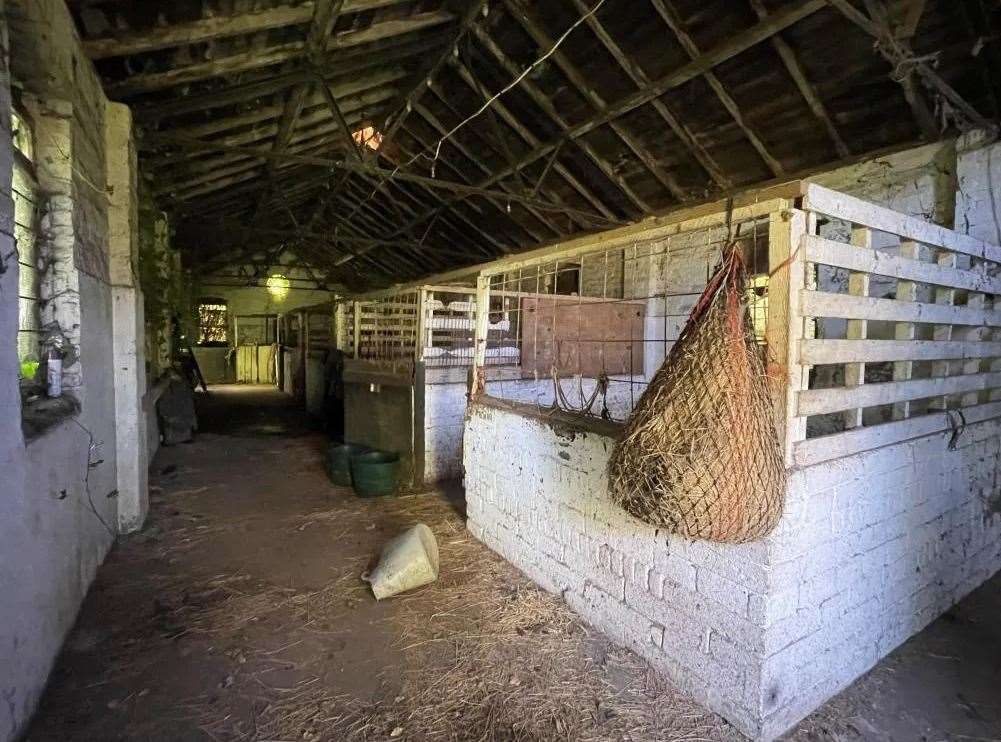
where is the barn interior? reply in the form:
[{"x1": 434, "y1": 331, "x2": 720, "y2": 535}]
[{"x1": 3, "y1": 0, "x2": 1001, "y2": 740}]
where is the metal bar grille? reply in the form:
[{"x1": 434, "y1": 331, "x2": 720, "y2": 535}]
[{"x1": 478, "y1": 216, "x2": 773, "y2": 422}]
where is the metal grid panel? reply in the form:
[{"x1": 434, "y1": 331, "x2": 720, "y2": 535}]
[
  {"x1": 13, "y1": 106, "x2": 41, "y2": 378},
  {"x1": 422, "y1": 286, "x2": 518, "y2": 368},
  {"x1": 479, "y1": 216, "x2": 772, "y2": 422}
]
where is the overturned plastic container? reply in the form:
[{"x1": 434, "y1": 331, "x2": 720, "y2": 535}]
[
  {"x1": 364, "y1": 523, "x2": 439, "y2": 600},
  {"x1": 327, "y1": 443, "x2": 370, "y2": 486},
  {"x1": 350, "y1": 451, "x2": 400, "y2": 497}
]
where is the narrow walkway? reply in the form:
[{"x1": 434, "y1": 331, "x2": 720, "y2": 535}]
[{"x1": 25, "y1": 385, "x2": 1001, "y2": 741}]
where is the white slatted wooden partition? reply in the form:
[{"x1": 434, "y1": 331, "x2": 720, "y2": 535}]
[
  {"x1": 336, "y1": 291, "x2": 420, "y2": 364},
  {"x1": 782, "y1": 184, "x2": 1001, "y2": 467}
]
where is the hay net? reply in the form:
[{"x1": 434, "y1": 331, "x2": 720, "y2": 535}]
[{"x1": 608, "y1": 243, "x2": 785, "y2": 543}]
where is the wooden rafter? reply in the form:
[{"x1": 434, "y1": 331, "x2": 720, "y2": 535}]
[
  {"x1": 106, "y1": 11, "x2": 456, "y2": 97},
  {"x1": 142, "y1": 132, "x2": 620, "y2": 226},
  {"x1": 410, "y1": 102, "x2": 564, "y2": 239},
  {"x1": 133, "y1": 37, "x2": 444, "y2": 121},
  {"x1": 168, "y1": 81, "x2": 401, "y2": 141},
  {"x1": 383, "y1": 0, "x2": 826, "y2": 238},
  {"x1": 83, "y1": 0, "x2": 419, "y2": 59},
  {"x1": 747, "y1": 0, "x2": 850, "y2": 158},
  {"x1": 648, "y1": 0, "x2": 786, "y2": 177},
  {"x1": 559, "y1": 0, "x2": 731, "y2": 192},
  {"x1": 333, "y1": 0, "x2": 490, "y2": 244},
  {"x1": 398, "y1": 118, "x2": 550, "y2": 244},
  {"x1": 466, "y1": 26, "x2": 667, "y2": 215},
  {"x1": 826, "y1": 0, "x2": 994, "y2": 135},
  {"x1": 502, "y1": 0, "x2": 675, "y2": 208}
]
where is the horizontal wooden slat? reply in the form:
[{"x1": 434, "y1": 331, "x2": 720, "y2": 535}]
[
  {"x1": 83, "y1": 0, "x2": 415, "y2": 59},
  {"x1": 804, "y1": 235, "x2": 1001, "y2": 294},
  {"x1": 797, "y1": 371, "x2": 1001, "y2": 416},
  {"x1": 801, "y1": 290, "x2": 1001, "y2": 327},
  {"x1": 793, "y1": 401, "x2": 1001, "y2": 467},
  {"x1": 803, "y1": 183, "x2": 1001, "y2": 264},
  {"x1": 801, "y1": 339, "x2": 1001, "y2": 364}
]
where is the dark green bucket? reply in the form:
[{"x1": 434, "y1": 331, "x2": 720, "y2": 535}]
[
  {"x1": 350, "y1": 451, "x2": 401, "y2": 498},
  {"x1": 327, "y1": 443, "x2": 370, "y2": 486}
]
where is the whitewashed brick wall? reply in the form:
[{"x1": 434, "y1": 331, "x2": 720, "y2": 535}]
[
  {"x1": 464, "y1": 402, "x2": 776, "y2": 738},
  {"x1": 465, "y1": 402, "x2": 1001, "y2": 740},
  {"x1": 424, "y1": 381, "x2": 468, "y2": 482},
  {"x1": 760, "y1": 421, "x2": 1001, "y2": 735}
]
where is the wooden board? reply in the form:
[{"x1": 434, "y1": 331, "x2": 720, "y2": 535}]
[{"x1": 519, "y1": 296, "x2": 645, "y2": 377}]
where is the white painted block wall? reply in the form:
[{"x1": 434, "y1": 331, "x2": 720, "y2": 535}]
[
  {"x1": 464, "y1": 403, "x2": 776, "y2": 738},
  {"x1": 757, "y1": 421, "x2": 1001, "y2": 734},
  {"x1": 464, "y1": 402, "x2": 1001, "y2": 739},
  {"x1": 424, "y1": 381, "x2": 468, "y2": 482}
]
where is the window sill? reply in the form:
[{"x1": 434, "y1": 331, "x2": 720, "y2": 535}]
[{"x1": 22, "y1": 393, "x2": 81, "y2": 443}]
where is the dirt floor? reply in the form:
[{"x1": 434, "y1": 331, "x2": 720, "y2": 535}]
[{"x1": 25, "y1": 385, "x2": 1001, "y2": 741}]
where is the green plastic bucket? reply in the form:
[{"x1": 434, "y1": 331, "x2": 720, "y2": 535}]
[
  {"x1": 327, "y1": 443, "x2": 370, "y2": 486},
  {"x1": 350, "y1": 451, "x2": 401, "y2": 498}
]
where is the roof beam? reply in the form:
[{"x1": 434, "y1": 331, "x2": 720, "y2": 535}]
[
  {"x1": 556, "y1": 1, "x2": 731, "y2": 192},
  {"x1": 384, "y1": 0, "x2": 826, "y2": 237},
  {"x1": 140, "y1": 131, "x2": 618, "y2": 226},
  {"x1": 747, "y1": 0, "x2": 850, "y2": 158},
  {"x1": 411, "y1": 103, "x2": 563, "y2": 239},
  {"x1": 84, "y1": 0, "x2": 417, "y2": 59},
  {"x1": 467, "y1": 25, "x2": 655, "y2": 216},
  {"x1": 106, "y1": 11, "x2": 456, "y2": 97},
  {"x1": 503, "y1": 0, "x2": 671, "y2": 208},
  {"x1": 649, "y1": 0, "x2": 786, "y2": 177},
  {"x1": 150, "y1": 99, "x2": 383, "y2": 170},
  {"x1": 256, "y1": 1, "x2": 350, "y2": 222},
  {"x1": 133, "y1": 37, "x2": 441, "y2": 120},
  {"x1": 399, "y1": 118, "x2": 550, "y2": 244},
  {"x1": 167, "y1": 81, "x2": 400, "y2": 140},
  {"x1": 826, "y1": 0, "x2": 993, "y2": 135},
  {"x1": 333, "y1": 0, "x2": 489, "y2": 243}
]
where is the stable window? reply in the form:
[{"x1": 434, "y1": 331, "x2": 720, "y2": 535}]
[
  {"x1": 12, "y1": 101, "x2": 42, "y2": 383},
  {"x1": 197, "y1": 300, "x2": 228, "y2": 345}
]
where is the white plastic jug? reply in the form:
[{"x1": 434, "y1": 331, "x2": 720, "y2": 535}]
[{"x1": 364, "y1": 523, "x2": 439, "y2": 600}]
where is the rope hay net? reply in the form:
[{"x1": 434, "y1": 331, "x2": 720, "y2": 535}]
[{"x1": 608, "y1": 244, "x2": 785, "y2": 543}]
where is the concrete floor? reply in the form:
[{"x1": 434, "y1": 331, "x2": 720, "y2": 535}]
[{"x1": 24, "y1": 385, "x2": 1001, "y2": 741}]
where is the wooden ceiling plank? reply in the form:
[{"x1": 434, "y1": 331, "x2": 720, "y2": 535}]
[
  {"x1": 404, "y1": 112, "x2": 556, "y2": 243},
  {"x1": 169, "y1": 83, "x2": 399, "y2": 141},
  {"x1": 504, "y1": 0, "x2": 675, "y2": 207},
  {"x1": 85, "y1": 4, "x2": 313, "y2": 59},
  {"x1": 151, "y1": 104, "x2": 376, "y2": 169},
  {"x1": 107, "y1": 11, "x2": 455, "y2": 97},
  {"x1": 412, "y1": 103, "x2": 564, "y2": 238},
  {"x1": 747, "y1": 0, "x2": 850, "y2": 158},
  {"x1": 383, "y1": 0, "x2": 826, "y2": 238},
  {"x1": 649, "y1": 0, "x2": 786, "y2": 177},
  {"x1": 332, "y1": 0, "x2": 486, "y2": 246},
  {"x1": 139, "y1": 133, "x2": 632, "y2": 226},
  {"x1": 555, "y1": 1, "x2": 730, "y2": 192},
  {"x1": 827, "y1": 0, "x2": 992, "y2": 135},
  {"x1": 133, "y1": 42, "x2": 430, "y2": 121},
  {"x1": 365, "y1": 167, "x2": 503, "y2": 258},
  {"x1": 391, "y1": 138, "x2": 514, "y2": 255},
  {"x1": 84, "y1": 0, "x2": 417, "y2": 59},
  {"x1": 464, "y1": 28, "x2": 642, "y2": 221}
]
